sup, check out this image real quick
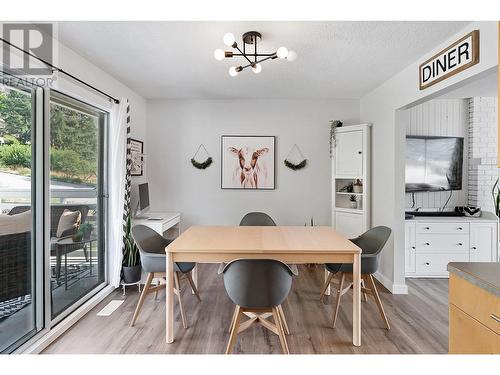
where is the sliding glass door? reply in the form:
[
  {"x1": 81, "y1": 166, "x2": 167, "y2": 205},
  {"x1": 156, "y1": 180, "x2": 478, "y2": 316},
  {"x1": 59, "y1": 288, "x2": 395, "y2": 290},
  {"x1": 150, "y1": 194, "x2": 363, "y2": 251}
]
[
  {"x1": 0, "y1": 82, "x2": 43, "y2": 352},
  {"x1": 49, "y1": 92, "x2": 107, "y2": 320}
]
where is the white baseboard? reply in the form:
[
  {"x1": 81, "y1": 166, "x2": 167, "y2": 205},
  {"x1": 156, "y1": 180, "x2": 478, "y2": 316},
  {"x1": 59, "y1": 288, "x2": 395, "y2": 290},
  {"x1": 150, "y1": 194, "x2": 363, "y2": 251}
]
[
  {"x1": 16, "y1": 284, "x2": 115, "y2": 354},
  {"x1": 373, "y1": 272, "x2": 408, "y2": 295}
]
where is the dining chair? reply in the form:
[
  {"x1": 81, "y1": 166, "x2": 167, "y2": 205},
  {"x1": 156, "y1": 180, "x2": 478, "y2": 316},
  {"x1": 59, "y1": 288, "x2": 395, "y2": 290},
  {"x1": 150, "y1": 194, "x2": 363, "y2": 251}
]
[
  {"x1": 130, "y1": 225, "x2": 200, "y2": 328},
  {"x1": 221, "y1": 259, "x2": 296, "y2": 354},
  {"x1": 319, "y1": 226, "x2": 392, "y2": 330}
]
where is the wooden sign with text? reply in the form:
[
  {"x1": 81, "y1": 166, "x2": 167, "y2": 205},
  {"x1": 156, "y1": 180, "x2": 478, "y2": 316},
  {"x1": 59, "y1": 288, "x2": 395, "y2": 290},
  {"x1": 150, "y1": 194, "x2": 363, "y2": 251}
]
[{"x1": 419, "y1": 30, "x2": 479, "y2": 90}]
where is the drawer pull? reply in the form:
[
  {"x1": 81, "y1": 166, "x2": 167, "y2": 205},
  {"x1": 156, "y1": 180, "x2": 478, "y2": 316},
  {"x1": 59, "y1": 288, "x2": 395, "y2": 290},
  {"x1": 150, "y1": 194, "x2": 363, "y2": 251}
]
[
  {"x1": 471, "y1": 246, "x2": 477, "y2": 250},
  {"x1": 457, "y1": 227, "x2": 463, "y2": 230},
  {"x1": 424, "y1": 227, "x2": 430, "y2": 230},
  {"x1": 425, "y1": 262, "x2": 430, "y2": 265},
  {"x1": 491, "y1": 314, "x2": 500, "y2": 324},
  {"x1": 457, "y1": 243, "x2": 463, "y2": 246},
  {"x1": 411, "y1": 246, "x2": 415, "y2": 250},
  {"x1": 425, "y1": 242, "x2": 430, "y2": 246}
]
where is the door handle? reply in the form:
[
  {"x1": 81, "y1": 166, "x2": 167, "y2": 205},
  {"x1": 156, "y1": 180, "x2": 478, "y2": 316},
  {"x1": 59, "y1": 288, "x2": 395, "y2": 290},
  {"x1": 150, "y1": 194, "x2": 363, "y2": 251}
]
[{"x1": 491, "y1": 314, "x2": 500, "y2": 323}]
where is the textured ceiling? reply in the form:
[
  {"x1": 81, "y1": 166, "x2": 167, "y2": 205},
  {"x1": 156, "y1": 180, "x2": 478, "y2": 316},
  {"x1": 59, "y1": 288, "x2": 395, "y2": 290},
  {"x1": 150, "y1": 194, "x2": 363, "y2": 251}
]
[{"x1": 57, "y1": 21, "x2": 471, "y2": 99}]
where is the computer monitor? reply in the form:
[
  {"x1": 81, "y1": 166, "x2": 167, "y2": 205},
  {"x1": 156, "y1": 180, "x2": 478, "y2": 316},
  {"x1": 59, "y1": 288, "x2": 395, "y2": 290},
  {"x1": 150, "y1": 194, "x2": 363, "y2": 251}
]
[{"x1": 138, "y1": 183, "x2": 150, "y2": 214}]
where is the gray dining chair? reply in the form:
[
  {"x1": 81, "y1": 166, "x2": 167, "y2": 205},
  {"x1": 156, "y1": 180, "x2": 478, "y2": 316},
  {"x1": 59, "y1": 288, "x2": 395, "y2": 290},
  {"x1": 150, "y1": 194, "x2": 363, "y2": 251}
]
[
  {"x1": 130, "y1": 225, "x2": 200, "y2": 329},
  {"x1": 221, "y1": 259, "x2": 297, "y2": 354},
  {"x1": 239, "y1": 212, "x2": 276, "y2": 226},
  {"x1": 319, "y1": 226, "x2": 392, "y2": 330}
]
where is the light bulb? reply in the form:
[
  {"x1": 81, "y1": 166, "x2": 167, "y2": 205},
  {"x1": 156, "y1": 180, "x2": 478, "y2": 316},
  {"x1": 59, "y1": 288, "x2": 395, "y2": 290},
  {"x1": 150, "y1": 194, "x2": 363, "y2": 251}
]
[
  {"x1": 229, "y1": 66, "x2": 238, "y2": 77},
  {"x1": 251, "y1": 63, "x2": 262, "y2": 74},
  {"x1": 214, "y1": 49, "x2": 225, "y2": 61},
  {"x1": 223, "y1": 32, "x2": 236, "y2": 47},
  {"x1": 287, "y1": 50, "x2": 297, "y2": 62},
  {"x1": 277, "y1": 46, "x2": 288, "y2": 59}
]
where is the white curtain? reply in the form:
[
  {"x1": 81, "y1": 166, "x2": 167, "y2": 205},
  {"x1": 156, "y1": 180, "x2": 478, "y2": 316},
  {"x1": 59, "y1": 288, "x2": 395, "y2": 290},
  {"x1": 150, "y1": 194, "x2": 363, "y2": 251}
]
[{"x1": 108, "y1": 98, "x2": 129, "y2": 288}]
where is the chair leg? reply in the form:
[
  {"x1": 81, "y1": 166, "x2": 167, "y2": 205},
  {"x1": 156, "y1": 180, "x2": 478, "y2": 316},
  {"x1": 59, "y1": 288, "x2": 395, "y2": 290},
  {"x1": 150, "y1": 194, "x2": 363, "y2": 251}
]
[
  {"x1": 226, "y1": 305, "x2": 242, "y2": 354},
  {"x1": 228, "y1": 303, "x2": 239, "y2": 333},
  {"x1": 130, "y1": 272, "x2": 154, "y2": 327},
  {"x1": 319, "y1": 271, "x2": 334, "y2": 301},
  {"x1": 367, "y1": 274, "x2": 391, "y2": 330},
  {"x1": 361, "y1": 277, "x2": 368, "y2": 302},
  {"x1": 82, "y1": 244, "x2": 89, "y2": 262},
  {"x1": 154, "y1": 278, "x2": 159, "y2": 301},
  {"x1": 332, "y1": 272, "x2": 345, "y2": 328},
  {"x1": 277, "y1": 305, "x2": 290, "y2": 335},
  {"x1": 272, "y1": 307, "x2": 290, "y2": 354},
  {"x1": 186, "y1": 271, "x2": 201, "y2": 302},
  {"x1": 174, "y1": 272, "x2": 188, "y2": 329}
]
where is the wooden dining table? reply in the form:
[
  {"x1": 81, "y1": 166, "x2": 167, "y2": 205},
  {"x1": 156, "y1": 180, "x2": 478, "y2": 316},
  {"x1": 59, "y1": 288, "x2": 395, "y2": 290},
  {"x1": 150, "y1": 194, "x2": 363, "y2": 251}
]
[{"x1": 165, "y1": 225, "x2": 362, "y2": 347}]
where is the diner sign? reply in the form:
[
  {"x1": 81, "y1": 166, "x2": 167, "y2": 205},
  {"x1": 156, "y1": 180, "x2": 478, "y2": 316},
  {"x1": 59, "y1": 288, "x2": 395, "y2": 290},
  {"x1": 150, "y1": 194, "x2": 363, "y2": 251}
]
[{"x1": 419, "y1": 30, "x2": 479, "y2": 90}]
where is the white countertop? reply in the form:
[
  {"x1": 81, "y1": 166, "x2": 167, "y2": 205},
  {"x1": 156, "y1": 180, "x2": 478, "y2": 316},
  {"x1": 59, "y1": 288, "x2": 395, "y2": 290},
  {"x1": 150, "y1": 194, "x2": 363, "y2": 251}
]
[{"x1": 405, "y1": 211, "x2": 498, "y2": 222}]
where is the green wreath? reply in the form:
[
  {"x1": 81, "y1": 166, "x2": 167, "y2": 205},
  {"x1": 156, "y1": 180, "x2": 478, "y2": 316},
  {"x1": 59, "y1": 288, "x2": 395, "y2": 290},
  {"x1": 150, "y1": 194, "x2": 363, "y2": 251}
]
[
  {"x1": 191, "y1": 157, "x2": 213, "y2": 170},
  {"x1": 284, "y1": 159, "x2": 307, "y2": 170}
]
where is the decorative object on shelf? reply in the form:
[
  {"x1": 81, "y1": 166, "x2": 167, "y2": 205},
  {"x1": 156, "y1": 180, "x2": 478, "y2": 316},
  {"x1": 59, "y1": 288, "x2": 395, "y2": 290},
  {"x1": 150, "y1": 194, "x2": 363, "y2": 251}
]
[
  {"x1": 353, "y1": 179, "x2": 363, "y2": 193},
  {"x1": 213, "y1": 31, "x2": 296, "y2": 76},
  {"x1": 221, "y1": 135, "x2": 275, "y2": 190},
  {"x1": 122, "y1": 214, "x2": 141, "y2": 284},
  {"x1": 130, "y1": 138, "x2": 145, "y2": 177},
  {"x1": 190, "y1": 143, "x2": 213, "y2": 170},
  {"x1": 329, "y1": 120, "x2": 342, "y2": 158},
  {"x1": 455, "y1": 206, "x2": 481, "y2": 218},
  {"x1": 339, "y1": 182, "x2": 354, "y2": 193},
  {"x1": 284, "y1": 144, "x2": 307, "y2": 171},
  {"x1": 492, "y1": 178, "x2": 500, "y2": 217},
  {"x1": 349, "y1": 194, "x2": 358, "y2": 209}
]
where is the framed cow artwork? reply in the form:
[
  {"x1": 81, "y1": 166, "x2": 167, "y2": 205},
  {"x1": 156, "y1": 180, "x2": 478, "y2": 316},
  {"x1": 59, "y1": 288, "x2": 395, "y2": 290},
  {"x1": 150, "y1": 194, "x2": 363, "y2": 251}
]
[{"x1": 221, "y1": 135, "x2": 276, "y2": 190}]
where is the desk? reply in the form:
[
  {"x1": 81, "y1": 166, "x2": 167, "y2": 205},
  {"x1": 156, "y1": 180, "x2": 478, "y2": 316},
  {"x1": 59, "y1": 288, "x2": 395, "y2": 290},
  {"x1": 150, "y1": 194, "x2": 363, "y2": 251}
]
[
  {"x1": 165, "y1": 225, "x2": 362, "y2": 347},
  {"x1": 132, "y1": 212, "x2": 181, "y2": 237}
]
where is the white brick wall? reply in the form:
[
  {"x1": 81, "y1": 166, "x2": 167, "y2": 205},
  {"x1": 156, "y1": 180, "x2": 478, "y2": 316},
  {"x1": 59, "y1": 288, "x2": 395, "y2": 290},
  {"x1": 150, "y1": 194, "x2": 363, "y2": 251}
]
[{"x1": 468, "y1": 97, "x2": 499, "y2": 213}]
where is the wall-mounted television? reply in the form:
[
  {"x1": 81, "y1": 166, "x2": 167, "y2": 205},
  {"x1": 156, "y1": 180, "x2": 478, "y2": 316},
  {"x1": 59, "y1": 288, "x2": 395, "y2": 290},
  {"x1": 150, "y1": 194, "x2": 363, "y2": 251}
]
[{"x1": 405, "y1": 135, "x2": 464, "y2": 193}]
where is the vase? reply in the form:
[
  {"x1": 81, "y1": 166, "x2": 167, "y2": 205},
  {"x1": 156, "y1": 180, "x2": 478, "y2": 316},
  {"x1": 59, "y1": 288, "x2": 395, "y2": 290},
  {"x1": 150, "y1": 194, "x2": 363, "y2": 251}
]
[
  {"x1": 353, "y1": 185, "x2": 363, "y2": 193},
  {"x1": 349, "y1": 201, "x2": 357, "y2": 209}
]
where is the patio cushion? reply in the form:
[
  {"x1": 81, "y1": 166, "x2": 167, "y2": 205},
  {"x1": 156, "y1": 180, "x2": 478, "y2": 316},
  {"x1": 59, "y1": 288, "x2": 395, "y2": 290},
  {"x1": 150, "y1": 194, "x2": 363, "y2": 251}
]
[
  {"x1": 56, "y1": 209, "x2": 81, "y2": 237},
  {"x1": 0, "y1": 210, "x2": 31, "y2": 236}
]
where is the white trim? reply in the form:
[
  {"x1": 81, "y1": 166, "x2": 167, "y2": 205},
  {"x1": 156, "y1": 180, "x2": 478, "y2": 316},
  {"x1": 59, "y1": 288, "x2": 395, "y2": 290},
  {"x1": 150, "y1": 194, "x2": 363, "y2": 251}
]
[
  {"x1": 14, "y1": 285, "x2": 115, "y2": 354},
  {"x1": 373, "y1": 271, "x2": 408, "y2": 295}
]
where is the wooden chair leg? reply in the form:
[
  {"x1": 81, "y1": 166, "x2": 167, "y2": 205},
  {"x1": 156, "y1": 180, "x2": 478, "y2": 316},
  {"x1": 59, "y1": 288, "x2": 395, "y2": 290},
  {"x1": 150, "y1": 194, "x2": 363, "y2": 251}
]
[
  {"x1": 174, "y1": 272, "x2": 188, "y2": 329},
  {"x1": 277, "y1": 305, "x2": 290, "y2": 335},
  {"x1": 130, "y1": 272, "x2": 154, "y2": 327},
  {"x1": 226, "y1": 305, "x2": 242, "y2": 354},
  {"x1": 228, "y1": 303, "x2": 239, "y2": 333},
  {"x1": 361, "y1": 277, "x2": 368, "y2": 302},
  {"x1": 332, "y1": 272, "x2": 345, "y2": 328},
  {"x1": 319, "y1": 271, "x2": 334, "y2": 301},
  {"x1": 272, "y1": 307, "x2": 290, "y2": 354},
  {"x1": 186, "y1": 271, "x2": 201, "y2": 301},
  {"x1": 367, "y1": 274, "x2": 391, "y2": 330},
  {"x1": 154, "y1": 278, "x2": 159, "y2": 301}
]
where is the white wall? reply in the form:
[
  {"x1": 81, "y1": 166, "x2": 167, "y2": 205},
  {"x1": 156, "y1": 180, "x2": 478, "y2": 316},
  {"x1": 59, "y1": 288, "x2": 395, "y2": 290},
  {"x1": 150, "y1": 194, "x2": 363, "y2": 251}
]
[
  {"x1": 405, "y1": 99, "x2": 469, "y2": 210},
  {"x1": 360, "y1": 21, "x2": 498, "y2": 294},
  {"x1": 146, "y1": 99, "x2": 359, "y2": 229},
  {"x1": 468, "y1": 97, "x2": 499, "y2": 212}
]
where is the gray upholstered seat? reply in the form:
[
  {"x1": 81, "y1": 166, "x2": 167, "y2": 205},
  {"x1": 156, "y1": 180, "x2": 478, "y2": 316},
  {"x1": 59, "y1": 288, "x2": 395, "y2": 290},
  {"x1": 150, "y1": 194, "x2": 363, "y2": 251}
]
[
  {"x1": 131, "y1": 225, "x2": 195, "y2": 274},
  {"x1": 325, "y1": 226, "x2": 391, "y2": 275},
  {"x1": 239, "y1": 212, "x2": 276, "y2": 226}
]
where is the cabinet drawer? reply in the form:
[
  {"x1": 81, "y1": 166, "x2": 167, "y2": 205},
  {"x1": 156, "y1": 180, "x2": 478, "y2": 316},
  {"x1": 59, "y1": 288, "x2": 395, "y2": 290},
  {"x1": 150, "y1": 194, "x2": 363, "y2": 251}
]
[
  {"x1": 449, "y1": 304, "x2": 500, "y2": 354},
  {"x1": 416, "y1": 222, "x2": 469, "y2": 234},
  {"x1": 416, "y1": 234, "x2": 469, "y2": 253},
  {"x1": 416, "y1": 253, "x2": 469, "y2": 275},
  {"x1": 449, "y1": 273, "x2": 500, "y2": 335}
]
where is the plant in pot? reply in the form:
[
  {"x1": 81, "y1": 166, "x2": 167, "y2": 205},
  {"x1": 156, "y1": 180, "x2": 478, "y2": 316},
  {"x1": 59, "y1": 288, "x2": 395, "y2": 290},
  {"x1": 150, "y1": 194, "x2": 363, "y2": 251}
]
[
  {"x1": 80, "y1": 222, "x2": 93, "y2": 240},
  {"x1": 122, "y1": 214, "x2": 141, "y2": 284},
  {"x1": 492, "y1": 178, "x2": 500, "y2": 217},
  {"x1": 353, "y1": 179, "x2": 363, "y2": 193},
  {"x1": 349, "y1": 194, "x2": 358, "y2": 209}
]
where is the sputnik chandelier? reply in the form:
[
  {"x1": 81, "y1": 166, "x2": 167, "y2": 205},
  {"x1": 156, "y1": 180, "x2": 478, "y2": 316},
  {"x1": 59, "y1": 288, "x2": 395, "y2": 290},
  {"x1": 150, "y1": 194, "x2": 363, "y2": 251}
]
[{"x1": 214, "y1": 31, "x2": 297, "y2": 76}]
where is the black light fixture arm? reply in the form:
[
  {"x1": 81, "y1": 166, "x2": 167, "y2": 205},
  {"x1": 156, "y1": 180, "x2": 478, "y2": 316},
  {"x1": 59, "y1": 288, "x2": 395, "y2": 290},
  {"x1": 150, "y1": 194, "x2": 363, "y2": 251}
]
[{"x1": 0, "y1": 37, "x2": 120, "y2": 104}]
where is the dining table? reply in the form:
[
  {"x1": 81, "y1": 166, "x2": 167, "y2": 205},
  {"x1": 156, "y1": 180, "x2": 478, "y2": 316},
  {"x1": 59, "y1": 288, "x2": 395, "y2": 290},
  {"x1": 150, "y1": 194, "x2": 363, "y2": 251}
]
[{"x1": 165, "y1": 225, "x2": 362, "y2": 347}]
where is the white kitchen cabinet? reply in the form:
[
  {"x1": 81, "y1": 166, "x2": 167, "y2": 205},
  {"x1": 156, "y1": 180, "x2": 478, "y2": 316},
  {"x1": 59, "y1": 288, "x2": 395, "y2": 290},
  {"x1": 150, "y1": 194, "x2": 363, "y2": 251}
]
[
  {"x1": 405, "y1": 221, "x2": 416, "y2": 274},
  {"x1": 470, "y1": 222, "x2": 498, "y2": 262},
  {"x1": 334, "y1": 130, "x2": 363, "y2": 177}
]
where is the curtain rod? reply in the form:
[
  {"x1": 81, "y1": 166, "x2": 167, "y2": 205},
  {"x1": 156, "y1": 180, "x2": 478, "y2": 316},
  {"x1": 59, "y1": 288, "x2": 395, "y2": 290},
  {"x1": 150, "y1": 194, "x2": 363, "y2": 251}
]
[{"x1": 0, "y1": 37, "x2": 120, "y2": 104}]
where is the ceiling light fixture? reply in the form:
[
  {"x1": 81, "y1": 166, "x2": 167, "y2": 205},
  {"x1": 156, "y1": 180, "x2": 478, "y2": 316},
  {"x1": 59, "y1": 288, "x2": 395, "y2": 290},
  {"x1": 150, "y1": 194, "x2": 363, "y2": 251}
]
[{"x1": 214, "y1": 31, "x2": 296, "y2": 76}]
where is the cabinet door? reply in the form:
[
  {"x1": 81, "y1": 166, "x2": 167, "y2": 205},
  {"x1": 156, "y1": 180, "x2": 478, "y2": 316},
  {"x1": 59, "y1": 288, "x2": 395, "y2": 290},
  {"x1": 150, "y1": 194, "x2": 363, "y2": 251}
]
[
  {"x1": 405, "y1": 222, "x2": 416, "y2": 274},
  {"x1": 335, "y1": 211, "x2": 363, "y2": 238},
  {"x1": 470, "y1": 223, "x2": 498, "y2": 262},
  {"x1": 335, "y1": 130, "x2": 363, "y2": 177}
]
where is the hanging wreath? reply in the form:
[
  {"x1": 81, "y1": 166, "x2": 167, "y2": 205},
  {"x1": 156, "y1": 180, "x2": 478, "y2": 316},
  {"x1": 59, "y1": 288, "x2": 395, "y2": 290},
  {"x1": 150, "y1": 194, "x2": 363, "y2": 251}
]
[
  {"x1": 284, "y1": 144, "x2": 308, "y2": 171},
  {"x1": 190, "y1": 144, "x2": 213, "y2": 170}
]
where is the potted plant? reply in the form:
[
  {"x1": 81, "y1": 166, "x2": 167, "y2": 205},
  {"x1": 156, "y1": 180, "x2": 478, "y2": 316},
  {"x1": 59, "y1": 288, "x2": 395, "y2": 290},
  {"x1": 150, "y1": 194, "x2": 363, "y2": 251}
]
[
  {"x1": 349, "y1": 194, "x2": 358, "y2": 209},
  {"x1": 122, "y1": 214, "x2": 141, "y2": 284},
  {"x1": 339, "y1": 182, "x2": 354, "y2": 193},
  {"x1": 329, "y1": 120, "x2": 343, "y2": 158},
  {"x1": 72, "y1": 230, "x2": 83, "y2": 242},
  {"x1": 492, "y1": 178, "x2": 500, "y2": 217},
  {"x1": 80, "y1": 222, "x2": 93, "y2": 240},
  {"x1": 353, "y1": 179, "x2": 363, "y2": 193}
]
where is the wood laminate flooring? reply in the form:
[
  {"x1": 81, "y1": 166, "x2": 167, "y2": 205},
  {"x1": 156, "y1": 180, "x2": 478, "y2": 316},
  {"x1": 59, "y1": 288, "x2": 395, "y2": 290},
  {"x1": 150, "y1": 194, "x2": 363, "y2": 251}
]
[{"x1": 43, "y1": 265, "x2": 448, "y2": 354}]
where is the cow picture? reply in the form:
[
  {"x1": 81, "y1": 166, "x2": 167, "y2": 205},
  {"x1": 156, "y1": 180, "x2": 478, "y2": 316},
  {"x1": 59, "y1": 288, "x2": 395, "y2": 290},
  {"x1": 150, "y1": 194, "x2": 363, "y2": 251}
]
[{"x1": 221, "y1": 136, "x2": 275, "y2": 190}]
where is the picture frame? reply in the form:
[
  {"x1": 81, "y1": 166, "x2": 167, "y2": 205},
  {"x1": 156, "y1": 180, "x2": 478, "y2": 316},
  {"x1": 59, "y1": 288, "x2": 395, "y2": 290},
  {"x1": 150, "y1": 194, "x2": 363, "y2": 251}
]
[
  {"x1": 221, "y1": 135, "x2": 276, "y2": 190},
  {"x1": 130, "y1": 138, "x2": 144, "y2": 177}
]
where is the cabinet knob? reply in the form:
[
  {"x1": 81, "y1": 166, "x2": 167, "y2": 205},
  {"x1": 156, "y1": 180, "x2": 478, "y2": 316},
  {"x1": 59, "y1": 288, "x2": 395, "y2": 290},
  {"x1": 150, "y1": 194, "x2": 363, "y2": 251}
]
[
  {"x1": 457, "y1": 243, "x2": 463, "y2": 246},
  {"x1": 411, "y1": 246, "x2": 415, "y2": 250},
  {"x1": 471, "y1": 246, "x2": 477, "y2": 250},
  {"x1": 424, "y1": 227, "x2": 430, "y2": 230},
  {"x1": 358, "y1": 151, "x2": 362, "y2": 154},
  {"x1": 457, "y1": 227, "x2": 463, "y2": 230},
  {"x1": 425, "y1": 242, "x2": 430, "y2": 246},
  {"x1": 425, "y1": 262, "x2": 430, "y2": 265}
]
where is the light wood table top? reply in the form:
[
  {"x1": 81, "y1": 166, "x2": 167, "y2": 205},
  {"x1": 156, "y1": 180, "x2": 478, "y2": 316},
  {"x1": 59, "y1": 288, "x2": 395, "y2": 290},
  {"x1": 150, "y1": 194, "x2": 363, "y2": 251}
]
[{"x1": 167, "y1": 225, "x2": 361, "y2": 255}]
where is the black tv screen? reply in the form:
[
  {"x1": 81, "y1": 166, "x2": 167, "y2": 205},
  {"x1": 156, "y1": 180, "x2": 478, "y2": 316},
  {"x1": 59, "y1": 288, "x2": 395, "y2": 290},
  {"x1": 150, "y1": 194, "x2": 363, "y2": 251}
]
[{"x1": 405, "y1": 136, "x2": 464, "y2": 193}]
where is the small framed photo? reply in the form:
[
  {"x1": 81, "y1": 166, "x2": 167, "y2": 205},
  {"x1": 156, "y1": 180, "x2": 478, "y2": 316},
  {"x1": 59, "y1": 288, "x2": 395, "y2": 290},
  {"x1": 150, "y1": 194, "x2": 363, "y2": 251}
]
[
  {"x1": 130, "y1": 138, "x2": 144, "y2": 177},
  {"x1": 221, "y1": 135, "x2": 276, "y2": 190}
]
